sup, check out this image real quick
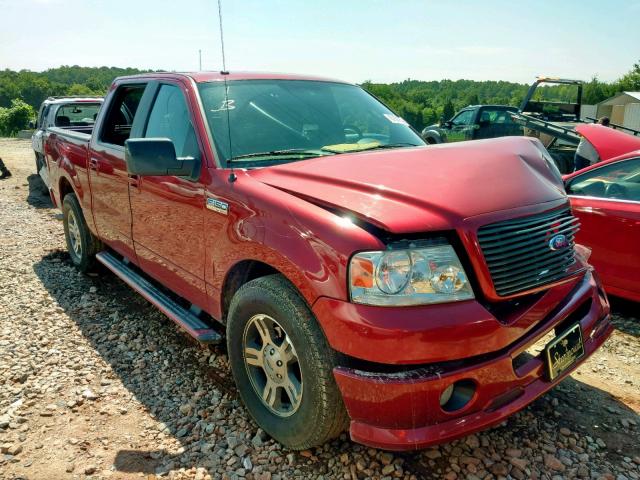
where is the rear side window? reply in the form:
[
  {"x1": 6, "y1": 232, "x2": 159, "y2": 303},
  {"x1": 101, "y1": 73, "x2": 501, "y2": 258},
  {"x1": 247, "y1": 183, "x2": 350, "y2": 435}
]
[
  {"x1": 100, "y1": 85, "x2": 145, "y2": 146},
  {"x1": 144, "y1": 84, "x2": 199, "y2": 159},
  {"x1": 479, "y1": 109, "x2": 517, "y2": 124}
]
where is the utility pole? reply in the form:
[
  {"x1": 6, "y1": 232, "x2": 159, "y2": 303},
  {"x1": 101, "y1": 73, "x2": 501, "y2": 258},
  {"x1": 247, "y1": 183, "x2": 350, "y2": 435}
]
[{"x1": 199, "y1": 49, "x2": 202, "y2": 71}]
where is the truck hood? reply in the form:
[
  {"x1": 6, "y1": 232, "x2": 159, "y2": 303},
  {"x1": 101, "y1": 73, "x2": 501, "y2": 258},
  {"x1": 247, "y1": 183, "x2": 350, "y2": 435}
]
[{"x1": 248, "y1": 137, "x2": 566, "y2": 233}]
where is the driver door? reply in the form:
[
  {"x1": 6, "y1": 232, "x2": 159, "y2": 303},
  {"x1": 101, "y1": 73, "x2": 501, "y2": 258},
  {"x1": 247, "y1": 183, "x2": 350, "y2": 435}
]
[
  {"x1": 129, "y1": 81, "x2": 209, "y2": 310},
  {"x1": 445, "y1": 109, "x2": 475, "y2": 142},
  {"x1": 567, "y1": 157, "x2": 640, "y2": 299}
]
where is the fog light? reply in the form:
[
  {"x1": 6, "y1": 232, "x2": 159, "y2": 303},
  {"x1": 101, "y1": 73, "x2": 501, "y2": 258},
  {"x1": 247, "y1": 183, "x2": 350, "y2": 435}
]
[
  {"x1": 440, "y1": 379, "x2": 476, "y2": 412},
  {"x1": 439, "y1": 384, "x2": 454, "y2": 406}
]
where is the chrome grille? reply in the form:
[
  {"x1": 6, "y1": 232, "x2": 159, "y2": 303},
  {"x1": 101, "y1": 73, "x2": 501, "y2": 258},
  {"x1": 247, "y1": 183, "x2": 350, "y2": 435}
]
[{"x1": 477, "y1": 208, "x2": 580, "y2": 296}]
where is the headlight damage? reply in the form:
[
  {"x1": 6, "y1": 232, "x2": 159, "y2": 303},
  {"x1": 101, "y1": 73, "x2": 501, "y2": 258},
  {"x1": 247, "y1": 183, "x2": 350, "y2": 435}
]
[{"x1": 349, "y1": 241, "x2": 474, "y2": 306}]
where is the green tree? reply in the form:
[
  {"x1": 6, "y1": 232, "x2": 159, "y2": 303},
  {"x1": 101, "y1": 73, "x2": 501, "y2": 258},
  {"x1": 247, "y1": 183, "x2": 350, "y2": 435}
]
[
  {"x1": 421, "y1": 107, "x2": 438, "y2": 126},
  {"x1": 0, "y1": 99, "x2": 35, "y2": 136},
  {"x1": 582, "y1": 76, "x2": 610, "y2": 105},
  {"x1": 442, "y1": 100, "x2": 455, "y2": 122},
  {"x1": 67, "y1": 83, "x2": 100, "y2": 96},
  {"x1": 618, "y1": 60, "x2": 640, "y2": 91},
  {"x1": 464, "y1": 93, "x2": 479, "y2": 106}
]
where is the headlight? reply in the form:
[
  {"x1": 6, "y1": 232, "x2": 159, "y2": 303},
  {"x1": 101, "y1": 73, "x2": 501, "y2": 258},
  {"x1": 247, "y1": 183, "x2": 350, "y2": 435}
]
[{"x1": 349, "y1": 242, "x2": 474, "y2": 306}]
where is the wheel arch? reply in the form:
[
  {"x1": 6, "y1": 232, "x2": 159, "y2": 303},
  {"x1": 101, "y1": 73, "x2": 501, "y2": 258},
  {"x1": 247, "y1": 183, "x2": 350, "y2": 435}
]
[
  {"x1": 58, "y1": 176, "x2": 75, "y2": 202},
  {"x1": 221, "y1": 260, "x2": 279, "y2": 321},
  {"x1": 56, "y1": 169, "x2": 97, "y2": 235},
  {"x1": 422, "y1": 130, "x2": 442, "y2": 144}
]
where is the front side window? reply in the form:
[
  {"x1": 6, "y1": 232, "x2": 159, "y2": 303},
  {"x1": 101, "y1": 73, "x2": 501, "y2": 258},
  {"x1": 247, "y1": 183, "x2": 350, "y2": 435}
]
[
  {"x1": 567, "y1": 158, "x2": 640, "y2": 201},
  {"x1": 197, "y1": 80, "x2": 424, "y2": 166},
  {"x1": 100, "y1": 85, "x2": 145, "y2": 146},
  {"x1": 38, "y1": 105, "x2": 49, "y2": 128},
  {"x1": 450, "y1": 110, "x2": 474, "y2": 126},
  {"x1": 144, "y1": 84, "x2": 199, "y2": 159}
]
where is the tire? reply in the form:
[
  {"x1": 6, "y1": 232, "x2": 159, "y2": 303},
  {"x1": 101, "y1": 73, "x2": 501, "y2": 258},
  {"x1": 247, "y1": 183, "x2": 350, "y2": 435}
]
[
  {"x1": 62, "y1": 193, "x2": 101, "y2": 272},
  {"x1": 34, "y1": 154, "x2": 49, "y2": 195},
  {"x1": 35, "y1": 153, "x2": 43, "y2": 174},
  {"x1": 227, "y1": 274, "x2": 349, "y2": 450}
]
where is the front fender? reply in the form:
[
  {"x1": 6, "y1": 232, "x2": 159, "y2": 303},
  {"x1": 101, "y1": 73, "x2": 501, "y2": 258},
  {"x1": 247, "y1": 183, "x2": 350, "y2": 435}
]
[{"x1": 204, "y1": 171, "x2": 384, "y2": 319}]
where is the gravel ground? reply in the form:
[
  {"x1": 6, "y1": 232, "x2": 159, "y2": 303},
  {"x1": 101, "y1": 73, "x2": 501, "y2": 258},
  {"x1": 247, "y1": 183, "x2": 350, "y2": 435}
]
[{"x1": 0, "y1": 137, "x2": 639, "y2": 480}]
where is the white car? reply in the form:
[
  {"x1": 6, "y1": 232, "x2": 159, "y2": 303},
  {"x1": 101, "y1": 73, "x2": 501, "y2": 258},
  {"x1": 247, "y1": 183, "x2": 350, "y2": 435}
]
[{"x1": 32, "y1": 96, "x2": 103, "y2": 188}]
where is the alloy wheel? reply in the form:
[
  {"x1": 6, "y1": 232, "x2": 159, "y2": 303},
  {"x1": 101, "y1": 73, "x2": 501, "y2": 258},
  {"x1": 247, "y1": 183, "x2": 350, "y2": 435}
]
[
  {"x1": 67, "y1": 209, "x2": 82, "y2": 258},
  {"x1": 242, "y1": 314, "x2": 303, "y2": 417}
]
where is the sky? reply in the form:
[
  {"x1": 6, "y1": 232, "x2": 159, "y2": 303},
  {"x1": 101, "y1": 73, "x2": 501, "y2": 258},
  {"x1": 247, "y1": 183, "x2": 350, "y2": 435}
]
[{"x1": 1, "y1": 0, "x2": 639, "y2": 84}]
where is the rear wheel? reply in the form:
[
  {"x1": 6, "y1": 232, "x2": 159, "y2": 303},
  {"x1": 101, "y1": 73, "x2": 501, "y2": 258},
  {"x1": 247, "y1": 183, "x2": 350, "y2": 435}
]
[
  {"x1": 227, "y1": 274, "x2": 349, "y2": 450},
  {"x1": 35, "y1": 153, "x2": 43, "y2": 174},
  {"x1": 62, "y1": 193, "x2": 101, "y2": 272}
]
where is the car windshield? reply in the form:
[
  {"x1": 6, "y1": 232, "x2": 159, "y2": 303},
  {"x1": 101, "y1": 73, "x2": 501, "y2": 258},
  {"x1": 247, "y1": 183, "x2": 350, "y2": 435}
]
[{"x1": 197, "y1": 79, "x2": 425, "y2": 166}]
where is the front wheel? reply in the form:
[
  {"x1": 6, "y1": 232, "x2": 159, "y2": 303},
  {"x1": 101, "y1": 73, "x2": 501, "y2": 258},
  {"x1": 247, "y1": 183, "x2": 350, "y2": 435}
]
[
  {"x1": 62, "y1": 193, "x2": 101, "y2": 272},
  {"x1": 227, "y1": 274, "x2": 349, "y2": 450}
]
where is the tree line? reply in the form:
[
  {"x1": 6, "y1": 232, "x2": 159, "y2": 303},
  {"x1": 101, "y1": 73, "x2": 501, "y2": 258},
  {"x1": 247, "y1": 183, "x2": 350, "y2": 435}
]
[
  {"x1": 0, "y1": 66, "x2": 148, "y2": 135},
  {"x1": 363, "y1": 60, "x2": 640, "y2": 131},
  {"x1": 1, "y1": 61, "x2": 639, "y2": 135}
]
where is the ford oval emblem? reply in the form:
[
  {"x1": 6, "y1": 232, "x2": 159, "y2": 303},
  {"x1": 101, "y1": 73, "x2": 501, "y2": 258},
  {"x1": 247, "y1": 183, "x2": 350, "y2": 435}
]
[{"x1": 549, "y1": 234, "x2": 569, "y2": 251}]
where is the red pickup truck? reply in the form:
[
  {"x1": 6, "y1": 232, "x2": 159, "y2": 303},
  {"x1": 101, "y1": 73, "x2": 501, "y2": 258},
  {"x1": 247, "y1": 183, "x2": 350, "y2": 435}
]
[{"x1": 46, "y1": 72, "x2": 612, "y2": 451}]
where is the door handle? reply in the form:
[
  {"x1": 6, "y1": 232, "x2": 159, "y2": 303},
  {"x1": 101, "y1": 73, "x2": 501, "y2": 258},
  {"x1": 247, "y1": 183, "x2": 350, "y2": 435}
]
[{"x1": 88, "y1": 158, "x2": 99, "y2": 171}]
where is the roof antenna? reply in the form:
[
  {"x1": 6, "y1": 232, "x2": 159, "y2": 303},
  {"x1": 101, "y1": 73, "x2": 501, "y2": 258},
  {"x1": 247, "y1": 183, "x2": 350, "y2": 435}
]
[
  {"x1": 217, "y1": 0, "x2": 228, "y2": 74},
  {"x1": 217, "y1": 0, "x2": 236, "y2": 182}
]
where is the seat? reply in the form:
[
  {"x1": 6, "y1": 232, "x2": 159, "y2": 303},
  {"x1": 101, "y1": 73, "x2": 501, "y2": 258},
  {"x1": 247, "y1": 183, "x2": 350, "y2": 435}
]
[{"x1": 55, "y1": 115, "x2": 71, "y2": 127}]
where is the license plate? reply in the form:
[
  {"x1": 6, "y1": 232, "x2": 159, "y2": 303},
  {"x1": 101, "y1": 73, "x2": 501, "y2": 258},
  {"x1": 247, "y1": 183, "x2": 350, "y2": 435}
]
[{"x1": 545, "y1": 323, "x2": 585, "y2": 380}]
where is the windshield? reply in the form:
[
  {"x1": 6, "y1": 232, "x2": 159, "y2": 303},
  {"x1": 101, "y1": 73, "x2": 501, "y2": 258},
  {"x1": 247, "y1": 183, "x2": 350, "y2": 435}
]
[{"x1": 197, "y1": 80, "x2": 424, "y2": 166}]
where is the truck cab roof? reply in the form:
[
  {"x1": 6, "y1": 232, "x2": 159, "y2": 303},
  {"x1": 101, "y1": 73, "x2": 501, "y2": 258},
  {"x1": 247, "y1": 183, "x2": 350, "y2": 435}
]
[
  {"x1": 461, "y1": 105, "x2": 517, "y2": 111},
  {"x1": 41, "y1": 96, "x2": 103, "y2": 105},
  {"x1": 113, "y1": 71, "x2": 351, "y2": 85}
]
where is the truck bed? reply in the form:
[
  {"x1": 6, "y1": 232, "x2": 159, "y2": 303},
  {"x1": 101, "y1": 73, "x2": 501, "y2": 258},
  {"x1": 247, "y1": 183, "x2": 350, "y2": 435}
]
[{"x1": 55, "y1": 124, "x2": 95, "y2": 135}]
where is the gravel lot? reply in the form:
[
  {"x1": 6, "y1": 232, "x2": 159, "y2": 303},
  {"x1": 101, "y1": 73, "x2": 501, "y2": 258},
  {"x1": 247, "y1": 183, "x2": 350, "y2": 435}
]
[{"x1": 1, "y1": 137, "x2": 639, "y2": 480}]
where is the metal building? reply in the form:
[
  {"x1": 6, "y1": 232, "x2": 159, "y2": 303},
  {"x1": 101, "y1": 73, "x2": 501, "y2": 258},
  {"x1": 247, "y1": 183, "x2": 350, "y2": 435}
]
[{"x1": 596, "y1": 92, "x2": 640, "y2": 130}]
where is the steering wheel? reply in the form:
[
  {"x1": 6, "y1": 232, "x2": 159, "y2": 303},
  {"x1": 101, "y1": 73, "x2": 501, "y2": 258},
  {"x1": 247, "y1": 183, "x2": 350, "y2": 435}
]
[
  {"x1": 343, "y1": 124, "x2": 363, "y2": 140},
  {"x1": 605, "y1": 183, "x2": 628, "y2": 200}
]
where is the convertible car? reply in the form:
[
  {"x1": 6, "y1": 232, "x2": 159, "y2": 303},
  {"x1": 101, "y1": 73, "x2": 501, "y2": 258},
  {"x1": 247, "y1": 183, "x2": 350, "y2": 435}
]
[{"x1": 564, "y1": 124, "x2": 640, "y2": 301}]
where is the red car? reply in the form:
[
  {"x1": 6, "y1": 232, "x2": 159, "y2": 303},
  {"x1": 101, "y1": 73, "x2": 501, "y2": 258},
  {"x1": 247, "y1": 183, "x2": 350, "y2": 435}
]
[
  {"x1": 45, "y1": 72, "x2": 611, "y2": 451},
  {"x1": 564, "y1": 125, "x2": 640, "y2": 302}
]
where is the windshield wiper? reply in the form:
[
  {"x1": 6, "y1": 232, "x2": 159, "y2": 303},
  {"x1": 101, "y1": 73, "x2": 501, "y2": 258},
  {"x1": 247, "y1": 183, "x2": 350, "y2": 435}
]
[
  {"x1": 229, "y1": 149, "x2": 333, "y2": 162},
  {"x1": 321, "y1": 142, "x2": 421, "y2": 153}
]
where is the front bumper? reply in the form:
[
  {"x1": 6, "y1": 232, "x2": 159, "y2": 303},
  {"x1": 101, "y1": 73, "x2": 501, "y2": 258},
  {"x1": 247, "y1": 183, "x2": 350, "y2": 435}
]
[{"x1": 322, "y1": 270, "x2": 611, "y2": 450}]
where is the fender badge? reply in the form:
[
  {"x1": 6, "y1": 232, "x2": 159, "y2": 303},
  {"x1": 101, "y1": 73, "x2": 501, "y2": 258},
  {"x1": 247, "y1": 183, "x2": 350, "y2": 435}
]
[{"x1": 206, "y1": 197, "x2": 229, "y2": 215}]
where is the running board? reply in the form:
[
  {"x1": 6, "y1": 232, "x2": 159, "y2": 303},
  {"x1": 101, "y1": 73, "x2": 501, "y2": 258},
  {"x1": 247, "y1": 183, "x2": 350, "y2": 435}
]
[{"x1": 96, "y1": 251, "x2": 222, "y2": 344}]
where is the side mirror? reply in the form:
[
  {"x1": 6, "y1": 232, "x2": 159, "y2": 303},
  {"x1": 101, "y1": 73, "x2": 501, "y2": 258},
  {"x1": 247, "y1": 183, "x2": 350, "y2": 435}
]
[
  {"x1": 29, "y1": 121, "x2": 36, "y2": 129},
  {"x1": 125, "y1": 138, "x2": 196, "y2": 177}
]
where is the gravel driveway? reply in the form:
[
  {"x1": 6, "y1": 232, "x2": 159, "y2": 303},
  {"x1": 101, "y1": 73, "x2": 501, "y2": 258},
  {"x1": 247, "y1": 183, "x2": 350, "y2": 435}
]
[{"x1": 1, "y1": 138, "x2": 639, "y2": 480}]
